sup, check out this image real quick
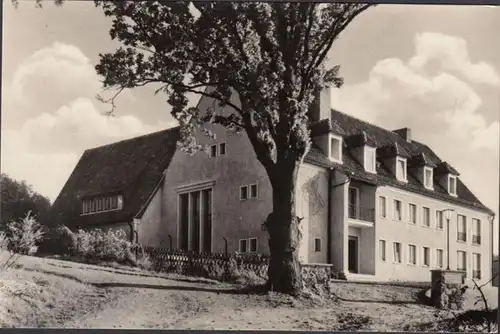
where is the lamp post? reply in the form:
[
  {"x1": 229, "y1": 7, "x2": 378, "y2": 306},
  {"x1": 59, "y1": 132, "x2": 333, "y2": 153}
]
[{"x1": 439, "y1": 209, "x2": 455, "y2": 270}]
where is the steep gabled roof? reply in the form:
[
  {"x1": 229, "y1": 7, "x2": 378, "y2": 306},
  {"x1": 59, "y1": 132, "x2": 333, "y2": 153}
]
[
  {"x1": 304, "y1": 109, "x2": 494, "y2": 215},
  {"x1": 50, "y1": 127, "x2": 180, "y2": 228}
]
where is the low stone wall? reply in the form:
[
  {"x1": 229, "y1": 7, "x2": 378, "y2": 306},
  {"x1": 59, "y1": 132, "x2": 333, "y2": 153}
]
[{"x1": 431, "y1": 270, "x2": 467, "y2": 310}]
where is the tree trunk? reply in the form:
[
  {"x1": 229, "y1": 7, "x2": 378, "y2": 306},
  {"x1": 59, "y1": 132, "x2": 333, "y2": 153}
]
[{"x1": 265, "y1": 163, "x2": 303, "y2": 295}]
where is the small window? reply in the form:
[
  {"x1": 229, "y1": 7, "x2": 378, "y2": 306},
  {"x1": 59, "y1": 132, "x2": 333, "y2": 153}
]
[
  {"x1": 240, "y1": 186, "x2": 248, "y2": 200},
  {"x1": 249, "y1": 238, "x2": 257, "y2": 253},
  {"x1": 396, "y1": 157, "x2": 407, "y2": 182},
  {"x1": 379, "y1": 239, "x2": 386, "y2": 262},
  {"x1": 457, "y1": 214, "x2": 467, "y2": 242},
  {"x1": 457, "y1": 250, "x2": 467, "y2": 271},
  {"x1": 423, "y1": 247, "x2": 430, "y2": 267},
  {"x1": 250, "y1": 184, "x2": 258, "y2": 199},
  {"x1": 436, "y1": 249, "x2": 444, "y2": 268},
  {"x1": 472, "y1": 219, "x2": 481, "y2": 245},
  {"x1": 97, "y1": 198, "x2": 103, "y2": 212},
  {"x1": 219, "y1": 143, "x2": 226, "y2": 155},
  {"x1": 422, "y1": 207, "x2": 430, "y2": 227},
  {"x1": 111, "y1": 196, "x2": 118, "y2": 209},
  {"x1": 409, "y1": 204, "x2": 417, "y2": 224},
  {"x1": 210, "y1": 144, "x2": 217, "y2": 158},
  {"x1": 379, "y1": 196, "x2": 387, "y2": 218},
  {"x1": 393, "y1": 242, "x2": 402, "y2": 263},
  {"x1": 239, "y1": 239, "x2": 248, "y2": 253},
  {"x1": 408, "y1": 244, "x2": 416, "y2": 265},
  {"x1": 314, "y1": 238, "x2": 321, "y2": 252},
  {"x1": 117, "y1": 196, "x2": 124, "y2": 210},
  {"x1": 329, "y1": 135, "x2": 342, "y2": 162},
  {"x1": 364, "y1": 147, "x2": 376, "y2": 173},
  {"x1": 472, "y1": 253, "x2": 481, "y2": 279},
  {"x1": 448, "y1": 175, "x2": 457, "y2": 196},
  {"x1": 393, "y1": 199, "x2": 402, "y2": 221},
  {"x1": 436, "y1": 210, "x2": 444, "y2": 230},
  {"x1": 424, "y1": 167, "x2": 433, "y2": 189}
]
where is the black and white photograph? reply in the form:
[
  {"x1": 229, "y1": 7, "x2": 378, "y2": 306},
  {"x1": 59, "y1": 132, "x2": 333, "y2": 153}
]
[{"x1": 1, "y1": 0, "x2": 499, "y2": 331}]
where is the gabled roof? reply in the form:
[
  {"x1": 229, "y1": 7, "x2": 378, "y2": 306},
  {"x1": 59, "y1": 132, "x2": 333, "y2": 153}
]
[
  {"x1": 304, "y1": 109, "x2": 494, "y2": 215},
  {"x1": 50, "y1": 127, "x2": 180, "y2": 228}
]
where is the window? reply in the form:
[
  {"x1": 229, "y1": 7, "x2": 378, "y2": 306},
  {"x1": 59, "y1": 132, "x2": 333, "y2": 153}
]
[
  {"x1": 408, "y1": 244, "x2": 417, "y2": 265},
  {"x1": 423, "y1": 207, "x2": 430, "y2": 227},
  {"x1": 240, "y1": 185, "x2": 248, "y2": 200},
  {"x1": 457, "y1": 250, "x2": 467, "y2": 271},
  {"x1": 396, "y1": 157, "x2": 407, "y2": 182},
  {"x1": 379, "y1": 240, "x2": 387, "y2": 262},
  {"x1": 329, "y1": 135, "x2": 342, "y2": 162},
  {"x1": 178, "y1": 188, "x2": 212, "y2": 252},
  {"x1": 239, "y1": 239, "x2": 248, "y2": 253},
  {"x1": 472, "y1": 253, "x2": 481, "y2": 279},
  {"x1": 448, "y1": 175, "x2": 457, "y2": 196},
  {"x1": 219, "y1": 143, "x2": 226, "y2": 155},
  {"x1": 210, "y1": 144, "x2": 217, "y2": 158},
  {"x1": 314, "y1": 238, "x2": 321, "y2": 252},
  {"x1": 409, "y1": 204, "x2": 417, "y2": 224},
  {"x1": 393, "y1": 199, "x2": 402, "y2": 221},
  {"x1": 424, "y1": 167, "x2": 434, "y2": 189},
  {"x1": 250, "y1": 184, "x2": 258, "y2": 199},
  {"x1": 82, "y1": 195, "x2": 123, "y2": 215},
  {"x1": 436, "y1": 210, "x2": 444, "y2": 230},
  {"x1": 364, "y1": 147, "x2": 376, "y2": 173},
  {"x1": 457, "y1": 214, "x2": 467, "y2": 242},
  {"x1": 436, "y1": 249, "x2": 444, "y2": 268},
  {"x1": 348, "y1": 187, "x2": 359, "y2": 219},
  {"x1": 422, "y1": 247, "x2": 430, "y2": 267},
  {"x1": 472, "y1": 219, "x2": 481, "y2": 245},
  {"x1": 249, "y1": 238, "x2": 257, "y2": 253},
  {"x1": 379, "y1": 196, "x2": 387, "y2": 218},
  {"x1": 393, "y1": 242, "x2": 402, "y2": 263}
]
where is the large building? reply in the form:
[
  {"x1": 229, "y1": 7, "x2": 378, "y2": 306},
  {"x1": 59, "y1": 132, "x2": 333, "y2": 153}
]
[{"x1": 51, "y1": 92, "x2": 495, "y2": 285}]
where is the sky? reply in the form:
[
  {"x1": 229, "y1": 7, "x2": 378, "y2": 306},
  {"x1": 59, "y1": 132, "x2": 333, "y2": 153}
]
[{"x1": 2, "y1": 2, "x2": 499, "y2": 251}]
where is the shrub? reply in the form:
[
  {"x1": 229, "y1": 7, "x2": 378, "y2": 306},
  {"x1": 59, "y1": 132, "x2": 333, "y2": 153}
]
[{"x1": 5, "y1": 212, "x2": 44, "y2": 256}]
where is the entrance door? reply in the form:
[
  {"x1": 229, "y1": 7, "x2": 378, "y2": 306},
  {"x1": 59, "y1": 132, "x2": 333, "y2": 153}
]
[{"x1": 348, "y1": 236, "x2": 359, "y2": 273}]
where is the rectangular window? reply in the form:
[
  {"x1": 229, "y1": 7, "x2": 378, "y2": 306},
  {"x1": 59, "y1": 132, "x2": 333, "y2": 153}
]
[
  {"x1": 117, "y1": 195, "x2": 124, "y2": 209},
  {"x1": 472, "y1": 253, "x2": 481, "y2": 279},
  {"x1": 364, "y1": 147, "x2": 376, "y2": 173},
  {"x1": 409, "y1": 204, "x2": 417, "y2": 224},
  {"x1": 348, "y1": 187, "x2": 359, "y2": 219},
  {"x1": 249, "y1": 238, "x2": 257, "y2": 253},
  {"x1": 472, "y1": 219, "x2": 481, "y2": 245},
  {"x1": 239, "y1": 239, "x2": 248, "y2": 253},
  {"x1": 396, "y1": 157, "x2": 407, "y2": 182},
  {"x1": 393, "y1": 242, "x2": 402, "y2": 263},
  {"x1": 436, "y1": 249, "x2": 444, "y2": 268},
  {"x1": 379, "y1": 239, "x2": 386, "y2": 262},
  {"x1": 408, "y1": 244, "x2": 416, "y2": 265},
  {"x1": 314, "y1": 238, "x2": 321, "y2": 252},
  {"x1": 329, "y1": 135, "x2": 342, "y2": 162},
  {"x1": 448, "y1": 175, "x2": 457, "y2": 195},
  {"x1": 111, "y1": 196, "x2": 118, "y2": 209},
  {"x1": 179, "y1": 193, "x2": 189, "y2": 251},
  {"x1": 436, "y1": 210, "x2": 444, "y2": 230},
  {"x1": 393, "y1": 199, "x2": 402, "y2": 221},
  {"x1": 240, "y1": 185, "x2": 248, "y2": 200},
  {"x1": 457, "y1": 215, "x2": 467, "y2": 242},
  {"x1": 379, "y1": 196, "x2": 387, "y2": 218},
  {"x1": 424, "y1": 167, "x2": 434, "y2": 189},
  {"x1": 210, "y1": 144, "x2": 217, "y2": 158},
  {"x1": 250, "y1": 184, "x2": 258, "y2": 199},
  {"x1": 457, "y1": 250, "x2": 467, "y2": 271},
  {"x1": 423, "y1": 207, "x2": 430, "y2": 227},
  {"x1": 219, "y1": 142, "x2": 226, "y2": 155},
  {"x1": 423, "y1": 247, "x2": 430, "y2": 267}
]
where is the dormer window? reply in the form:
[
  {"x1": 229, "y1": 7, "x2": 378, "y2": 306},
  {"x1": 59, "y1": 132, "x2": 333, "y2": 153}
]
[
  {"x1": 329, "y1": 134, "x2": 342, "y2": 163},
  {"x1": 364, "y1": 146, "x2": 376, "y2": 173},
  {"x1": 424, "y1": 167, "x2": 434, "y2": 190},
  {"x1": 82, "y1": 194, "x2": 123, "y2": 215},
  {"x1": 448, "y1": 175, "x2": 457, "y2": 196},
  {"x1": 396, "y1": 157, "x2": 407, "y2": 182}
]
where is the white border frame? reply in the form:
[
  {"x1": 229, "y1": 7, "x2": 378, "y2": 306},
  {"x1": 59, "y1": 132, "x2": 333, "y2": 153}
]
[{"x1": 328, "y1": 133, "x2": 343, "y2": 163}]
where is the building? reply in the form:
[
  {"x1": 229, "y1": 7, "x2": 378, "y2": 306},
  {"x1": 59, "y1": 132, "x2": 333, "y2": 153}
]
[{"x1": 50, "y1": 91, "x2": 495, "y2": 285}]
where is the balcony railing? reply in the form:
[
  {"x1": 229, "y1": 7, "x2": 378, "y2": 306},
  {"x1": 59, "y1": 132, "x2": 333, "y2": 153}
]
[
  {"x1": 457, "y1": 232, "x2": 467, "y2": 242},
  {"x1": 472, "y1": 235, "x2": 481, "y2": 245},
  {"x1": 473, "y1": 270, "x2": 481, "y2": 280},
  {"x1": 348, "y1": 203, "x2": 375, "y2": 222}
]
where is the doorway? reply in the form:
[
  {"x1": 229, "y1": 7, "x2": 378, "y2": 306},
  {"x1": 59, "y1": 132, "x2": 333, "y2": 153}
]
[{"x1": 348, "y1": 235, "x2": 359, "y2": 273}]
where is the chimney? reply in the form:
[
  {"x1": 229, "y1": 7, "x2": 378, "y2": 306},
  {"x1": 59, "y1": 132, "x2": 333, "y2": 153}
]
[
  {"x1": 393, "y1": 128, "x2": 412, "y2": 142},
  {"x1": 308, "y1": 87, "x2": 332, "y2": 122}
]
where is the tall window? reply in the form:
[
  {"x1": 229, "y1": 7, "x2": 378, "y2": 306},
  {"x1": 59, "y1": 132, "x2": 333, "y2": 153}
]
[
  {"x1": 239, "y1": 239, "x2": 248, "y2": 253},
  {"x1": 379, "y1": 239, "x2": 386, "y2": 262},
  {"x1": 409, "y1": 204, "x2": 417, "y2": 224},
  {"x1": 393, "y1": 199, "x2": 402, "y2": 221},
  {"x1": 472, "y1": 253, "x2": 481, "y2": 279},
  {"x1": 436, "y1": 249, "x2": 444, "y2": 268},
  {"x1": 422, "y1": 207, "x2": 431, "y2": 227},
  {"x1": 457, "y1": 215, "x2": 467, "y2": 242},
  {"x1": 379, "y1": 196, "x2": 387, "y2": 218},
  {"x1": 424, "y1": 167, "x2": 434, "y2": 189},
  {"x1": 364, "y1": 147, "x2": 376, "y2": 173},
  {"x1": 314, "y1": 238, "x2": 321, "y2": 252},
  {"x1": 249, "y1": 238, "x2": 257, "y2": 253},
  {"x1": 396, "y1": 157, "x2": 407, "y2": 182},
  {"x1": 457, "y1": 250, "x2": 467, "y2": 271},
  {"x1": 240, "y1": 185, "x2": 249, "y2": 200},
  {"x1": 393, "y1": 242, "x2": 402, "y2": 263},
  {"x1": 422, "y1": 247, "x2": 430, "y2": 267},
  {"x1": 178, "y1": 188, "x2": 213, "y2": 253},
  {"x1": 348, "y1": 187, "x2": 359, "y2": 219},
  {"x1": 472, "y1": 219, "x2": 481, "y2": 245},
  {"x1": 219, "y1": 143, "x2": 226, "y2": 155},
  {"x1": 329, "y1": 135, "x2": 342, "y2": 162},
  {"x1": 448, "y1": 175, "x2": 457, "y2": 196},
  {"x1": 408, "y1": 244, "x2": 417, "y2": 265},
  {"x1": 82, "y1": 195, "x2": 123, "y2": 215},
  {"x1": 436, "y1": 210, "x2": 444, "y2": 230}
]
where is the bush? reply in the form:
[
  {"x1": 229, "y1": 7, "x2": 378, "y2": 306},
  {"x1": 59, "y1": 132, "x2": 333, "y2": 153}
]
[{"x1": 5, "y1": 212, "x2": 44, "y2": 256}]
